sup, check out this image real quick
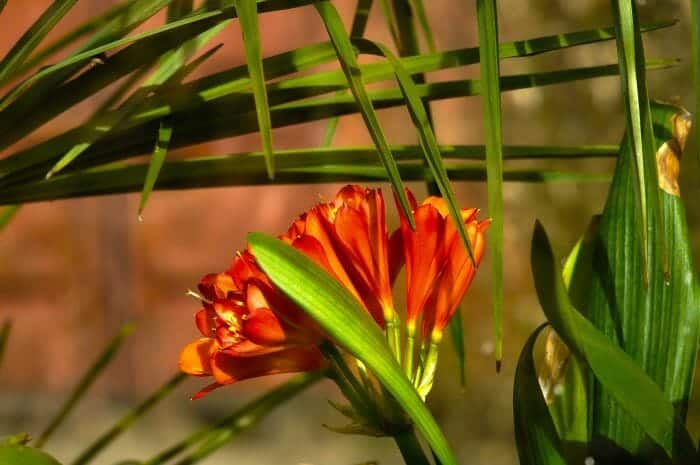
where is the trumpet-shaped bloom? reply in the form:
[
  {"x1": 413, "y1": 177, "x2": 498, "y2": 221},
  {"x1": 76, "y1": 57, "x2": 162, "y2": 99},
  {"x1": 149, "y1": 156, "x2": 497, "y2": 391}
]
[
  {"x1": 282, "y1": 185, "x2": 396, "y2": 326},
  {"x1": 396, "y1": 190, "x2": 489, "y2": 338}
]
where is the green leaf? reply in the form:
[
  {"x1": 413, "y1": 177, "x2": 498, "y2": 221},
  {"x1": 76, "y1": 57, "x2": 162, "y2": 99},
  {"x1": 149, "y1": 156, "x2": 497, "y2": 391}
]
[
  {"x1": 235, "y1": 0, "x2": 275, "y2": 178},
  {"x1": 322, "y1": 0, "x2": 373, "y2": 147},
  {"x1": 407, "y1": 0, "x2": 435, "y2": 52},
  {"x1": 138, "y1": 119, "x2": 174, "y2": 218},
  {"x1": 530, "y1": 220, "x2": 698, "y2": 463},
  {"x1": 584, "y1": 101, "x2": 700, "y2": 457},
  {"x1": 1, "y1": 58, "x2": 665, "y2": 188},
  {"x1": 513, "y1": 324, "x2": 567, "y2": 465},
  {"x1": 0, "y1": 154, "x2": 611, "y2": 205},
  {"x1": 354, "y1": 38, "x2": 476, "y2": 266},
  {"x1": 475, "y1": 0, "x2": 504, "y2": 369},
  {"x1": 42, "y1": 17, "x2": 226, "y2": 179},
  {"x1": 0, "y1": 444, "x2": 63, "y2": 465},
  {"x1": 693, "y1": 0, "x2": 700, "y2": 167},
  {"x1": 0, "y1": 0, "x2": 79, "y2": 86},
  {"x1": 611, "y1": 0, "x2": 664, "y2": 283},
  {"x1": 247, "y1": 233, "x2": 458, "y2": 465},
  {"x1": 140, "y1": 372, "x2": 321, "y2": 465},
  {"x1": 70, "y1": 373, "x2": 185, "y2": 465},
  {"x1": 447, "y1": 312, "x2": 466, "y2": 386},
  {"x1": 0, "y1": 204, "x2": 20, "y2": 231},
  {"x1": 34, "y1": 323, "x2": 135, "y2": 448},
  {"x1": 314, "y1": 0, "x2": 415, "y2": 229}
]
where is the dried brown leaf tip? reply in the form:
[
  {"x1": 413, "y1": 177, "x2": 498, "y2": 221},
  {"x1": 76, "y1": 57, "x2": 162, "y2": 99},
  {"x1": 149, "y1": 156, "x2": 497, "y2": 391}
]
[{"x1": 656, "y1": 109, "x2": 692, "y2": 197}]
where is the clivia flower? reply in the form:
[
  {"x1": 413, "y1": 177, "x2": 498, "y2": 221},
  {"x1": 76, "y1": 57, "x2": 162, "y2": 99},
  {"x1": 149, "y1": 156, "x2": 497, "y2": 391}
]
[
  {"x1": 179, "y1": 184, "x2": 488, "y2": 407},
  {"x1": 394, "y1": 190, "x2": 489, "y2": 391}
]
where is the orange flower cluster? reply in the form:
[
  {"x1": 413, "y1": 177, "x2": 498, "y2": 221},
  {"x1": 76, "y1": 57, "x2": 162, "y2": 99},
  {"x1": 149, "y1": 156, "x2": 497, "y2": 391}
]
[{"x1": 180, "y1": 185, "x2": 489, "y2": 397}]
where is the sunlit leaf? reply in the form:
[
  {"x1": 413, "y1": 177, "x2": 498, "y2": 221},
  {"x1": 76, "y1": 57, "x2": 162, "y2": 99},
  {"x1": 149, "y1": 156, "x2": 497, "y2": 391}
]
[{"x1": 248, "y1": 233, "x2": 458, "y2": 465}]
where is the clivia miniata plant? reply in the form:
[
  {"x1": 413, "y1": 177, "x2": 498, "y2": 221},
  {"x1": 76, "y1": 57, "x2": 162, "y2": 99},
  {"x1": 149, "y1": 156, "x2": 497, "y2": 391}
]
[{"x1": 0, "y1": 1, "x2": 698, "y2": 465}]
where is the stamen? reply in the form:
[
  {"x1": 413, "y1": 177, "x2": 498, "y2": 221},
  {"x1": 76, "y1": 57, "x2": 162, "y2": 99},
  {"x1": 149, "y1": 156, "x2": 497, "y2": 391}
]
[{"x1": 186, "y1": 289, "x2": 212, "y2": 305}]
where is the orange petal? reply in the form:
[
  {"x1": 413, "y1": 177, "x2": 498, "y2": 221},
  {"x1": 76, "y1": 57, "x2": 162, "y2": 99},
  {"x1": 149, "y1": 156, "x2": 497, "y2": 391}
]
[
  {"x1": 191, "y1": 382, "x2": 223, "y2": 400},
  {"x1": 243, "y1": 307, "x2": 288, "y2": 346},
  {"x1": 195, "y1": 308, "x2": 216, "y2": 337},
  {"x1": 210, "y1": 346, "x2": 325, "y2": 385},
  {"x1": 179, "y1": 338, "x2": 215, "y2": 376},
  {"x1": 388, "y1": 228, "x2": 404, "y2": 284}
]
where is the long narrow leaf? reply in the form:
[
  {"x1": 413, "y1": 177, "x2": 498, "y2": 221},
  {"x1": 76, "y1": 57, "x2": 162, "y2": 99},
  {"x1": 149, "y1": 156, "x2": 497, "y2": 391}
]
[
  {"x1": 475, "y1": 0, "x2": 505, "y2": 370},
  {"x1": 138, "y1": 119, "x2": 174, "y2": 218},
  {"x1": 70, "y1": 373, "x2": 186, "y2": 465},
  {"x1": 0, "y1": 0, "x2": 79, "y2": 85},
  {"x1": 248, "y1": 234, "x2": 458, "y2": 465},
  {"x1": 314, "y1": 0, "x2": 415, "y2": 228},
  {"x1": 235, "y1": 0, "x2": 275, "y2": 178},
  {"x1": 355, "y1": 39, "x2": 476, "y2": 264},
  {"x1": 1, "y1": 59, "x2": 668, "y2": 185},
  {"x1": 140, "y1": 372, "x2": 322, "y2": 465},
  {"x1": 34, "y1": 323, "x2": 135, "y2": 448},
  {"x1": 0, "y1": 159, "x2": 610, "y2": 205},
  {"x1": 322, "y1": 0, "x2": 373, "y2": 147},
  {"x1": 611, "y1": 0, "x2": 664, "y2": 282}
]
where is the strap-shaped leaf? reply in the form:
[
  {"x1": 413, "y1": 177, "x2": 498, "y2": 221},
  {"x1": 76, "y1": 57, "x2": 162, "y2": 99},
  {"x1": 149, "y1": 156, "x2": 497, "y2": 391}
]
[
  {"x1": 0, "y1": 58, "x2": 670, "y2": 186},
  {"x1": 0, "y1": 0, "x2": 79, "y2": 86},
  {"x1": 585, "y1": 101, "x2": 700, "y2": 456},
  {"x1": 610, "y1": 0, "x2": 664, "y2": 281},
  {"x1": 235, "y1": 0, "x2": 275, "y2": 178},
  {"x1": 247, "y1": 233, "x2": 458, "y2": 465},
  {"x1": 513, "y1": 324, "x2": 567, "y2": 465},
  {"x1": 354, "y1": 38, "x2": 476, "y2": 264},
  {"x1": 530, "y1": 221, "x2": 697, "y2": 463},
  {"x1": 314, "y1": 0, "x2": 415, "y2": 229},
  {"x1": 475, "y1": 0, "x2": 505, "y2": 369},
  {"x1": 138, "y1": 119, "x2": 173, "y2": 218}
]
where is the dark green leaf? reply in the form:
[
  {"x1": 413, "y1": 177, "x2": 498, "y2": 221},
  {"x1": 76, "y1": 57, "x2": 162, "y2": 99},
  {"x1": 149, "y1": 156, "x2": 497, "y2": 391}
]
[
  {"x1": 248, "y1": 233, "x2": 458, "y2": 465},
  {"x1": 235, "y1": 0, "x2": 275, "y2": 178},
  {"x1": 476, "y1": 0, "x2": 505, "y2": 370}
]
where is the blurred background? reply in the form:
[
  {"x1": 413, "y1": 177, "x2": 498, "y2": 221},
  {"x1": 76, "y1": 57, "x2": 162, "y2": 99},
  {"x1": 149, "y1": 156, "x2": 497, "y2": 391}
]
[{"x1": 1, "y1": 0, "x2": 699, "y2": 464}]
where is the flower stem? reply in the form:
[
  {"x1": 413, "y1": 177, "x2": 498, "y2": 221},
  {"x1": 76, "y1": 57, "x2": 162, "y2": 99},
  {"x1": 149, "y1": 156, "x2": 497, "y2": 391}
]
[
  {"x1": 321, "y1": 341, "x2": 376, "y2": 421},
  {"x1": 416, "y1": 339, "x2": 440, "y2": 399},
  {"x1": 404, "y1": 330, "x2": 415, "y2": 380},
  {"x1": 393, "y1": 427, "x2": 431, "y2": 465}
]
